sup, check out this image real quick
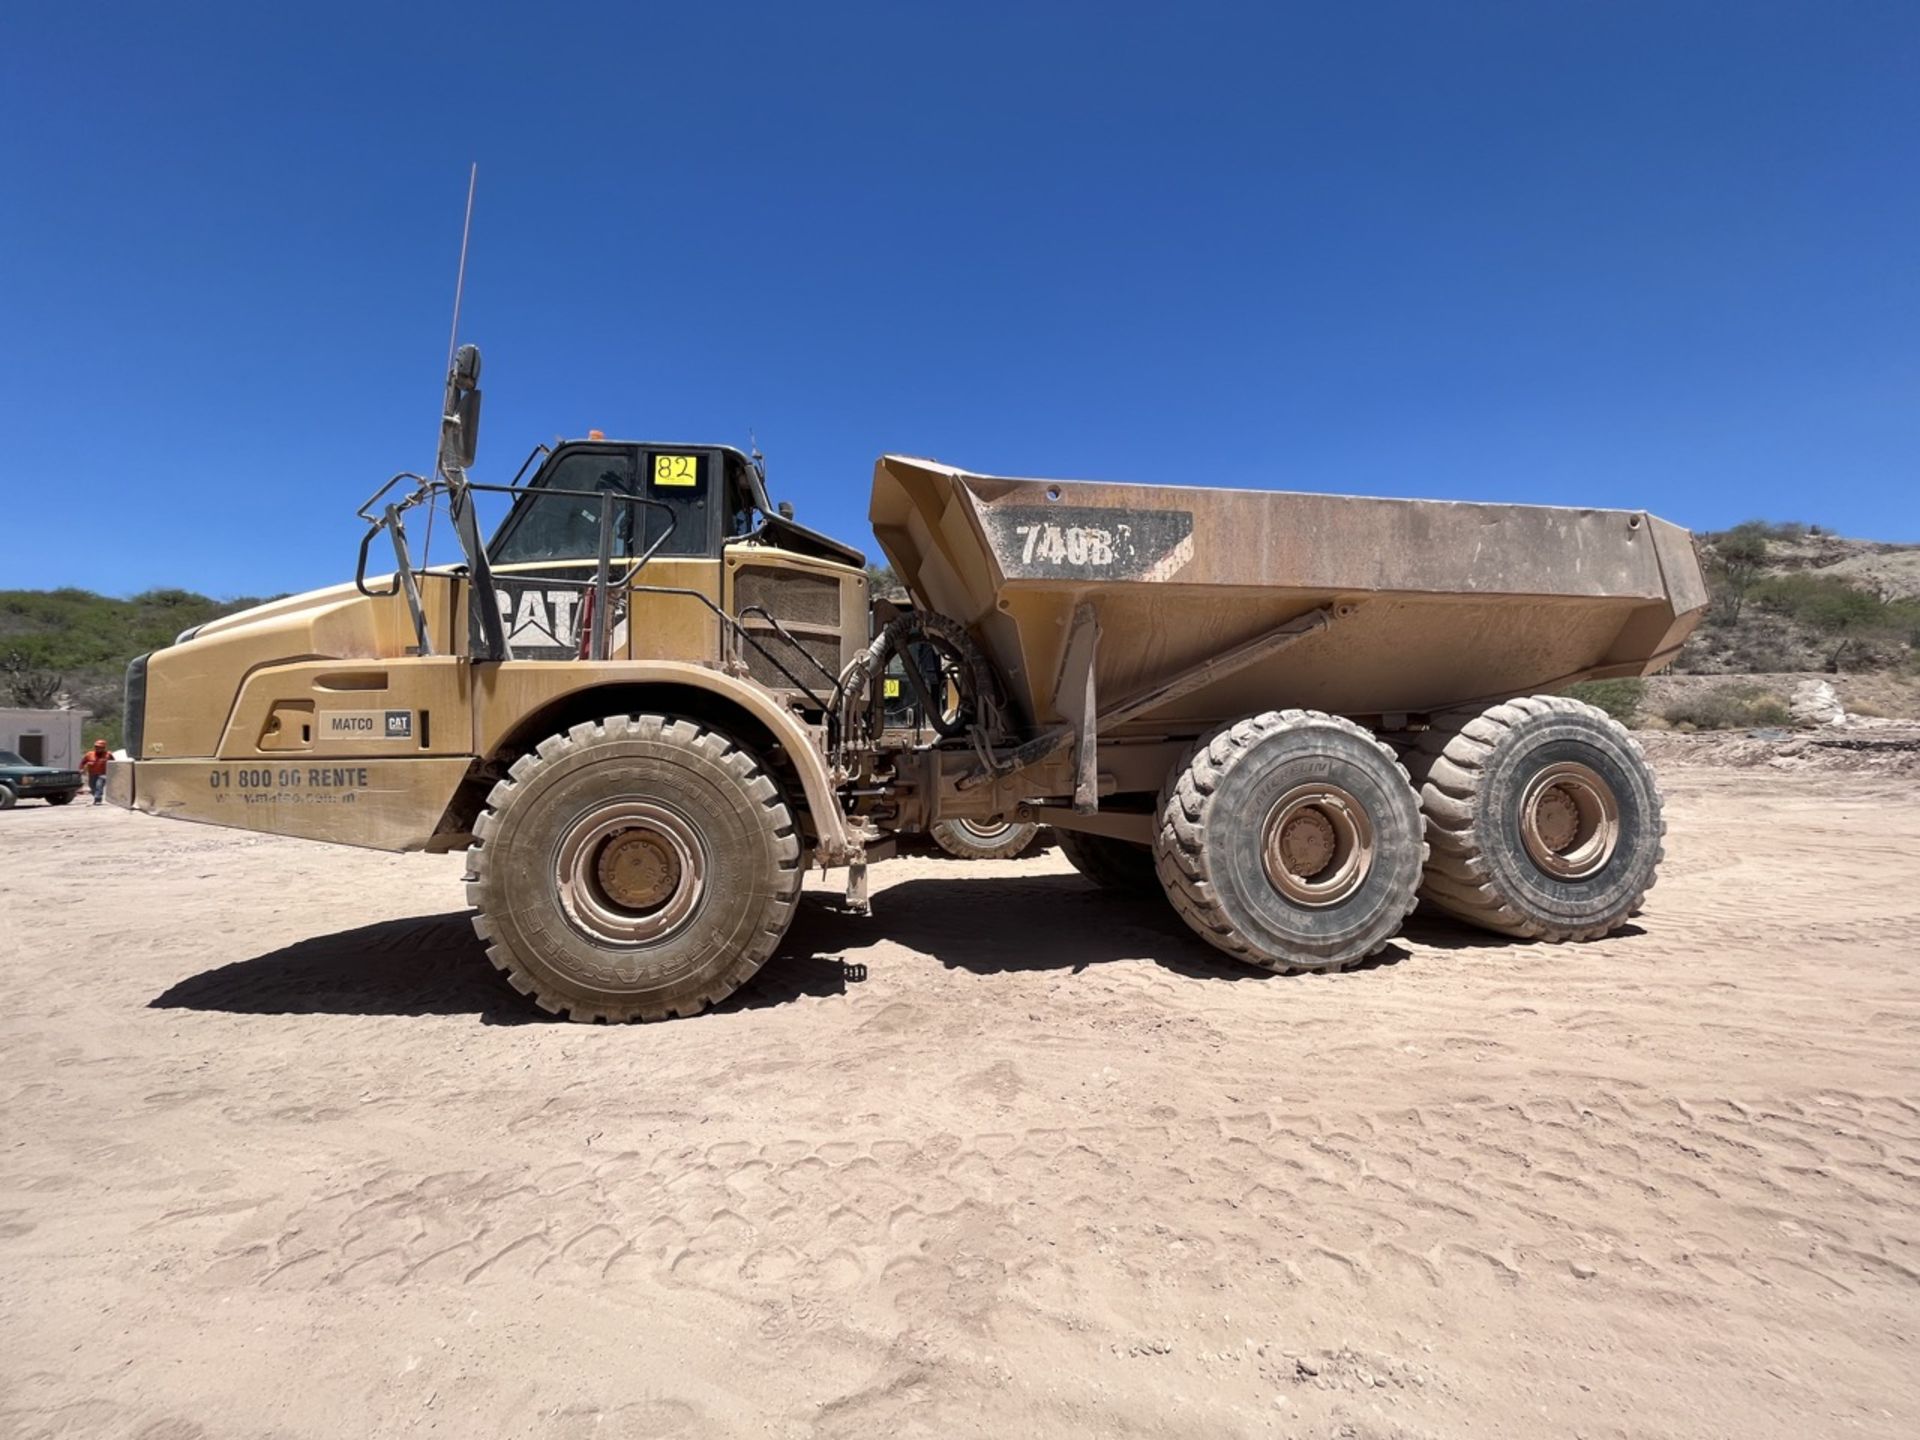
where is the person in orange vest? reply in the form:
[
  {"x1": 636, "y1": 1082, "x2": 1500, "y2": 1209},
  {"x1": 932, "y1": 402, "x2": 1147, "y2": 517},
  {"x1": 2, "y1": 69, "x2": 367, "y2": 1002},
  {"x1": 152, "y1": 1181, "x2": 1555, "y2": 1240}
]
[{"x1": 79, "y1": 738, "x2": 111, "y2": 805}]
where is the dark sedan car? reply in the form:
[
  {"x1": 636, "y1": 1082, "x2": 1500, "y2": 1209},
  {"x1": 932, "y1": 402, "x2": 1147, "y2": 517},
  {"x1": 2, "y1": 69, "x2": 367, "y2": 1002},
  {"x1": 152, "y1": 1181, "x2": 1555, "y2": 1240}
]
[{"x1": 0, "y1": 750, "x2": 84, "y2": 808}]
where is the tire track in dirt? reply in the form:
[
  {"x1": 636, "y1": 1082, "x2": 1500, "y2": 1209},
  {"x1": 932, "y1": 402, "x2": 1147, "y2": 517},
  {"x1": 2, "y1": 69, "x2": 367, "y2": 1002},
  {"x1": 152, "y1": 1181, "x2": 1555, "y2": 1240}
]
[{"x1": 199, "y1": 1088, "x2": 1920, "y2": 1342}]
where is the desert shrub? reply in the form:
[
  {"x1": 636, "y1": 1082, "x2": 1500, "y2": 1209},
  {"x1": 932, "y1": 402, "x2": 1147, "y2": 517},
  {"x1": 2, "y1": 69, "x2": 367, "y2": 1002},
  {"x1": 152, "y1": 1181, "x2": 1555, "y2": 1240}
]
[
  {"x1": 1887, "y1": 597, "x2": 1920, "y2": 649},
  {"x1": 1706, "y1": 519, "x2": 1811, "y2": 545},
  {"x1": 1704, "y1": 527, "x2": 1770, "y2": 623},
  {"x1": 1661, "y1": 684, "x2": 1791, "y2": 731},
  {"x1": 1730, "y1": 638, "x2": 1797, "y2": 673},
  {"x1": 1747, "y1": 573, "x2": 1903, "y2": 670},
  {"x1": 1568, "y1": 678, "x2": 1646, "y2": 724},
  {"x1": 1750, "y1": 572, "x2": 1880, "y2": 623}
]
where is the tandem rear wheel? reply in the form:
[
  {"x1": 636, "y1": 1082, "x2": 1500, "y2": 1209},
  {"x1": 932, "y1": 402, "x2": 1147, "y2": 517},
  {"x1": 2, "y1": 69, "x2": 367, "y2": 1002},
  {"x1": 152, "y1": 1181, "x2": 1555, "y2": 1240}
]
[
  {"x1": 1407, "y1": 695, "x2": 1664, "y2": 941},
  {"x1": 465, "y1": 714, "x2": 803, "y2": 1022},
  {"x1": 1154, "y1": 710, "x2": 1427, "y2": 972}
]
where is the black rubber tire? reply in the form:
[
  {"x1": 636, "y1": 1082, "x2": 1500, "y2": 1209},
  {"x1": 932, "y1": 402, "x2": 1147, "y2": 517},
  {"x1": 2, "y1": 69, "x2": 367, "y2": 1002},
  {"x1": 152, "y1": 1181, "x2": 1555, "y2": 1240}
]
[
  {"x1": 46, "y1": 792, "x2": 76, "y2": 806},
  {"x1": 1154, "y1": 710, "x2": 1426, "y2": 972},
  {"x1": 0, "y1": 785, "x2": 15, "y2": 811},
  {"x1": 1406, "y1": 695, "x2": 1664, "y2": 941},
  {"x1": 1055, "y1": 828, "x2": 1159, "y2": 892},
  {"x1": 465, "y1": 714, "x2": 803, "y2": 1021},
  {"x1": 930, "y1": 818, "x2": 1041, "y2": 860}
]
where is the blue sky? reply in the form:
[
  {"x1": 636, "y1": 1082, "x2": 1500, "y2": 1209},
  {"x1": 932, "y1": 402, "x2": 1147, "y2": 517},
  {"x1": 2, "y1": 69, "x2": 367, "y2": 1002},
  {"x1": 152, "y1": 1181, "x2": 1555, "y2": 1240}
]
[{"x1": 2, "y1": 2, "x2": 1915, "y2": 598}]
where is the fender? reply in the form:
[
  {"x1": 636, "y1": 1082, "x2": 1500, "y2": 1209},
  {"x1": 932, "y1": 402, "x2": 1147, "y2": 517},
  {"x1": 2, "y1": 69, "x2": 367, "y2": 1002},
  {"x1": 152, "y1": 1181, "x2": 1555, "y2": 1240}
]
[{"x1": 472, "y1": 660, "x2": 853, "y2": 862}]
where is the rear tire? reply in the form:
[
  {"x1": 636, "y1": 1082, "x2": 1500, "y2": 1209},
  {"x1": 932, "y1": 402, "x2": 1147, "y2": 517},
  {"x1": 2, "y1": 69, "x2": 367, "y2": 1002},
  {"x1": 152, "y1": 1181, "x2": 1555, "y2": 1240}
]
[
  {"x1": 1155, "y1": 711, "x2": 1425, "y2": 971},
  {"x1": 465, "y1": 714, "x2": 803, "y2": 1021},
  {"x1": 1056, "y1": 829, "x2": 1159, "y2": 892},
  {"x1": 930, "y1": 817, "x2": 1041, "y2": 860},
  {"x1": 1408, "y1": 695, "x2": 1663, "y2": 940}
]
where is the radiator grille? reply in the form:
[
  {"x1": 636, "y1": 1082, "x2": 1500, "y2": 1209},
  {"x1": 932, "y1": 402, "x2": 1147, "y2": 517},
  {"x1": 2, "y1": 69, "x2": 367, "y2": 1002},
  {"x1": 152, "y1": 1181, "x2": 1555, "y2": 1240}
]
[
  {"x1": 741, "y1": 630, "x2": 841, "y2": 692},
  {"x1": 734, "y1": 566, "x2": 842, "y2": 626}
]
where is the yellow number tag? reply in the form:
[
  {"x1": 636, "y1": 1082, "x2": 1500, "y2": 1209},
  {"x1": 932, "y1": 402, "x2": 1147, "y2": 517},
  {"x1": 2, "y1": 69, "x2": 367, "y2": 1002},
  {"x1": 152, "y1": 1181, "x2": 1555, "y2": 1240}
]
[
  {"x1": 653, "y1": 454, "x2": 698, "y2": 487},
  {"x1": 883, "y1": 678, "x2": 901, "y2": 698}
]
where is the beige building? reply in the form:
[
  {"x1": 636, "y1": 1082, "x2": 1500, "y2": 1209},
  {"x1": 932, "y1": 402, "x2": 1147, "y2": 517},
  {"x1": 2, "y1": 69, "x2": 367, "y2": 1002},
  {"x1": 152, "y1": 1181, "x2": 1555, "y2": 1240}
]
[{"x1": 0, "y1": 707, "x2": 90, "y2": 769}]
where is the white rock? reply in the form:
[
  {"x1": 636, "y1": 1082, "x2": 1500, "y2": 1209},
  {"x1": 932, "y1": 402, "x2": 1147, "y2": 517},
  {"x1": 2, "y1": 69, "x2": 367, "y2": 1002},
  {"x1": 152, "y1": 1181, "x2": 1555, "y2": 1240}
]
[{"x1": 1789, "y1": 680, "x2": 1846, "y2": 727}]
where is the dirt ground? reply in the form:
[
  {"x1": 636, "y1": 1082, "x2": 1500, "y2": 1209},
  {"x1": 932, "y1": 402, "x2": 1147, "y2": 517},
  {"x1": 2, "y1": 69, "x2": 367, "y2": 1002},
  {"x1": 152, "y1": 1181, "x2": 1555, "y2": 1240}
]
[{"x1": 3, "y1": 757, "x2": 1918, "y2": 1439}]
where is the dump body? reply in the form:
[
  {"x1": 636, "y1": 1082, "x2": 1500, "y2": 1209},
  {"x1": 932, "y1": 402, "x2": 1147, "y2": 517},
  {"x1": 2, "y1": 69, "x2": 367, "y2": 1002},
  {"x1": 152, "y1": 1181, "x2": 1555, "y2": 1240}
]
[{"x1": 870, "y1": 457, "x2": 1708, "y2": 731}]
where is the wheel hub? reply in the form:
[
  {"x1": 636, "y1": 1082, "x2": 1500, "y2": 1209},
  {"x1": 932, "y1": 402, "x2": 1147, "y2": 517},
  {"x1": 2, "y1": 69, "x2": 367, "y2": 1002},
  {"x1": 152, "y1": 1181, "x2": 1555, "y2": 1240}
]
[
  {"x1": 594, "y1": 829, "x2": 681, "y2": 911},
  {"x1": 1278, "y1": 808, "x2": 1337, "y2": 877},
  {"x1": 1518, "y1": 761, "x2": 1620, "y2": 880},
  {"x1": 555, "y1": 800, "x2": 707, "y2": 945},
  {"x1": 1261, "y1": 783, "x2": 1374, "y2": 907}
]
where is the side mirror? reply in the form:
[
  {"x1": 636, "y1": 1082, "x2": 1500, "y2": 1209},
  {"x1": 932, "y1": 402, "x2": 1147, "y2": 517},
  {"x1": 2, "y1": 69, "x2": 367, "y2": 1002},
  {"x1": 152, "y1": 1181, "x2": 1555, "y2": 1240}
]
[{"x1": 439, "y1": 344, "x2": 483, "y2": 474}]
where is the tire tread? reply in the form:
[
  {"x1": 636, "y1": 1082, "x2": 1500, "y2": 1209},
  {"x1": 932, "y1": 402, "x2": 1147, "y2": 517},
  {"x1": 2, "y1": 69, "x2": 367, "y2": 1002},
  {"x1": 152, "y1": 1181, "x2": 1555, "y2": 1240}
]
[
  {"x1": 1407, "y1": 695, "x2": 1664, "y2": 941},
  {"x1": 1153, "y1": 709, "x2": 1427, "y2": 973},
  {"x1": 465, "y1": 713, "x2": 803, "y2": 1021}
]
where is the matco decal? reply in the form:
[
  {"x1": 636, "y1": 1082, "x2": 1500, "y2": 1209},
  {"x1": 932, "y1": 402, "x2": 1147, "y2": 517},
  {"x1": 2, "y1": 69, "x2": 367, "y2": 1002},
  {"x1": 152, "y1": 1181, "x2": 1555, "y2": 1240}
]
[
  {"x1": 321, "y1": 710, "x2": 413, "y2": 740},
  {"x1": 982, "y1": 505, "x2": 1195, "y2": 582}
]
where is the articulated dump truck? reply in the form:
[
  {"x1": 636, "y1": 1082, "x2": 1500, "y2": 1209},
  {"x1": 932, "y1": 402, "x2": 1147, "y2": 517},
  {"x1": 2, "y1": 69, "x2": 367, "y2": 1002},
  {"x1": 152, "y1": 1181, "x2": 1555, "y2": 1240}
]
[{"x1": 112, "y1": 347, "x2": 1708, "y2": 1021}]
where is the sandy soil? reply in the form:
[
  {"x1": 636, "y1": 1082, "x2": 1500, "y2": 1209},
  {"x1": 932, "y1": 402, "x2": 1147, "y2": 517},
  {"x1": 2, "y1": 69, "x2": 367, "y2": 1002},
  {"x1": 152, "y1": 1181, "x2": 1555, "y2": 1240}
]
[{"x1": 3, "y1": 759, "x2": 1918, "y2": 1439}]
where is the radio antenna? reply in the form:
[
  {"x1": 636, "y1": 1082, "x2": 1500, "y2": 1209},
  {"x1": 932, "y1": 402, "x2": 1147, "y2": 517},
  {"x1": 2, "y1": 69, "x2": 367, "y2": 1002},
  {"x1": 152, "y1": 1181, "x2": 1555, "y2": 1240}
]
[
  {"x1": 424, "y1": 163, "x2": 478, "y2": 566},
  {"x1": 445, "y1": 162, "x2": 478, "y2": 380}
]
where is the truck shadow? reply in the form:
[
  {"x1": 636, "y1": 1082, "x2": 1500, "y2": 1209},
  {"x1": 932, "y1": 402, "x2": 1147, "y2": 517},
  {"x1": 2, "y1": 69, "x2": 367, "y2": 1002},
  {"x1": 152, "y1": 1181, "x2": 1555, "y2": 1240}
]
[
  {"x1": 149, "y1": 872, "x2": 1455, "y2": 1025},
  {"x1": 148, "y1": 910, "x2": 867, "y2": 1026}
]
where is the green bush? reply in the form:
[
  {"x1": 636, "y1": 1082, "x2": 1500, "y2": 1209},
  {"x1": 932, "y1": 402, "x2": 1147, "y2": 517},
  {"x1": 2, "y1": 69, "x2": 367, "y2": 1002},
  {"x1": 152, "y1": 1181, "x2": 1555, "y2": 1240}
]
[
  {"x1": 1661, "y1": 684, "x2": 1791, "y2": 731},
  {"x1": 1704, "y1": 527, "x2": 1770, "y2": 623},
  {"x1": 1706, "y1": 519, "x2": 1811, "y2": 545},
  {"x1": 1747, "y1": 573, "x2": 1904, "y2": 670},
  {"x1": 1567, "y1": 678, "x2": 1646, "y2": 724},
  {"x1": 1729, "y1": 638, "x2": 1797, "y2": 673}
]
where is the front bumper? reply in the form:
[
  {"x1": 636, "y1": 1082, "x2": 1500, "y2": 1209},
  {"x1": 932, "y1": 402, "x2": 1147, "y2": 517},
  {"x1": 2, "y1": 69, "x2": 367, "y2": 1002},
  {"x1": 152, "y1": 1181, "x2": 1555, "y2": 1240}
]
[
  {"x1": 99, "y1": 754, "x2": 473, "y2": 852},
  {"x1": 104, "y1": 761, "x2": 135, "y2": 810}
]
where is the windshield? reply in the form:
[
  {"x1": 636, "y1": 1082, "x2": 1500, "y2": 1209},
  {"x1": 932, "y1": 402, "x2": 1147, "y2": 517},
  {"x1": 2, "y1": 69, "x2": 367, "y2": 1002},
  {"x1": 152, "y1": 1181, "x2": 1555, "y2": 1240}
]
[{"x1": 0, "y1": 750, "x2": 26, "y2": 766}]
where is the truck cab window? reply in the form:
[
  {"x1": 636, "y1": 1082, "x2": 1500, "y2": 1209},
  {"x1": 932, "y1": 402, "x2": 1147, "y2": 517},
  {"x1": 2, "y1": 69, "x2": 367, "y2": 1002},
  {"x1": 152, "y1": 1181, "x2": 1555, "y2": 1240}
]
[
  {"x1": 489, "y1": 445, "x2": 723, "y2": 564},
  {"x1": 490, "y1": 448, "x2": 635, "y2": 564}
]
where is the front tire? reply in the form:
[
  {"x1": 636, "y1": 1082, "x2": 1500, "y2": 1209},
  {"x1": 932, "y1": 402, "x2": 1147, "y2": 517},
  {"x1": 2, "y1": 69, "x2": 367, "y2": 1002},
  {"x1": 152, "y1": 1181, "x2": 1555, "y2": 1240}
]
[
  {"x1": 1155, "y1": 711, "x2": 1425, "y2": 971},
  {"x1": 466, "y1": 715, "x2": 803, "y2": 1021},
  {"x1": 0, "y1": 785, "x2": 15, "y2": 811},
  {"x1": 46, "y1": 791, "x2": 76, "y2": 806},
  {"x1": 1408, "y1": 696, "x2": 1663, "y2": 941},
  {"x1": 930, "y1": 817, "x2": 1041, "y2": 860}
]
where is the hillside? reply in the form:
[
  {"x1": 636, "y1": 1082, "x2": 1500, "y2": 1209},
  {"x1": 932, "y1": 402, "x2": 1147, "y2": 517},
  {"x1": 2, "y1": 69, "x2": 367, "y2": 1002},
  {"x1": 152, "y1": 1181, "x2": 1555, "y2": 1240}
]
[
  {"x1": 1677, "y1": 522, "x2": 1920, "y2": 676},
  {"x1": 0, "y1": 588, "x2": 271, "y2": 747}
]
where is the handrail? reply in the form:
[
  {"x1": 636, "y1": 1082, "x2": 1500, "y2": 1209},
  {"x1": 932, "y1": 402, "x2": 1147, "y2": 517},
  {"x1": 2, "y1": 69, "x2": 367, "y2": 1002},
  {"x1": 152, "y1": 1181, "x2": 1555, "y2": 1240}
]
[
  {"x1": 735, "y1": 605, "x2": 843, "y2": 686},
  {"x1": 628, "y1": 585, "x2": 837, "y2": 710},
  {"x1": 355, "y1": 471, "x2": 429, "y2": 524},
  {"x1": 352, "y1": 474, "x2": 680, "y2": 661},
  {"x1": 352, "y1": 472, "x2": 854, "y2": 699}
]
